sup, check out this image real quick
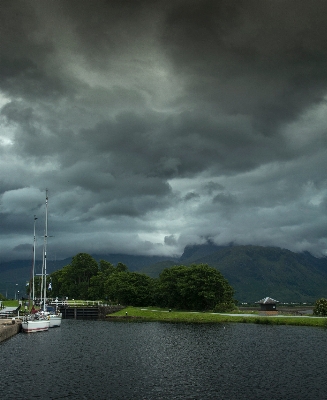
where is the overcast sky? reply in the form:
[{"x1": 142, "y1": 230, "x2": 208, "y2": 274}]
[{"x1": 1, "y1": 0, "x2": 327, "y2": 262}]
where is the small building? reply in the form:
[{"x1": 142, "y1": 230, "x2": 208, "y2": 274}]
[{"x1": 256, "y1": 297, "x2": 279, "y2": 312}]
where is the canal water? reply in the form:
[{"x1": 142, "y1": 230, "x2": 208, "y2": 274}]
[{"x1": 1, "y1": 320, "x2": 326, "y2": 399}]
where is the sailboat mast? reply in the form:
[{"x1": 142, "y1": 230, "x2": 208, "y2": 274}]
[
  {"x1": 40, "y1": 238, "x2": 44, "y2": 306},
  {"x1": 43, "y1": 190, "x2": 48, "y2": 312},
  {"x1": 32, "y1": 215, "x2": 37, "y2": 305}
]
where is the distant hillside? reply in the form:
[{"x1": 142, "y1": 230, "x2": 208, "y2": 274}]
[
  {"x1": 179, "y1": 242, "x2": 229, "y2": 263},
  {"x1": 140, "y1": 260, "x2": 177, "y2": 278},
  {"x1": 0, "y1": 253, "x2": 177, "y2": 298},
  {"x1": 2, "y1": 244, "x2": 327, "y2": 303},
  {"x1": 144, "y1": 245, "x2": 327, "y2": 303},
  {"x1": 0, "y1": 258, "x2": 70, "y2": 298},
  {"x1": 90, "y1": 254, "x2": 178, "y2": 271}
]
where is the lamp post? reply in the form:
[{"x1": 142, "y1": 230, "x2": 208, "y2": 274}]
[{"x1": 15, "y1": 283, "x2": 18, "y2": 300}]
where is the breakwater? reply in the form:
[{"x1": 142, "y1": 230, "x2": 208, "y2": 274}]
[{"x1": 0, "y1": 319, "x2": 21, "y2": 343}]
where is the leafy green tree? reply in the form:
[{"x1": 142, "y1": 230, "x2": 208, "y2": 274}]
[
  {"x1": 28, "y1": 276, "x2": 43, "y2": 298},
  {"x1": 104, "y1": 271, "x2": 154, "y2": 306},
  {"x1": 50, "y1": 255, "x2": 132, "y2": 300},
  {"x1": 49, "y1": 269, "x2": 64, "y2": 297},
  {"x1": 88, "y1": 260, "x2": 115, "y2": 300},
  {"x1": 116, "y1": 262, "x2": 128, "y2": 272},
  {"x1": 50, "y1": 265, "x2": 77, "y2": 299},
  {"x1": 313, "y1": 298, "x2": 327, "y2": 316},
  {"x1": 156, "y1": 264, "x2": 234, "y2": 311},
  {"x1": 70, "y1": 253, "x2": 99, "y2": 285},
  {"x1": 88, "y1": 261, "x2": 130, "y2": 300},
  {"x1": 154, "y1": 266, "x2": 188, "y2": 308},
  {"x1": 99, "y1": 260, "x2": 115, "y2": 274},
  {"x1": 88, "y1": 273, "x2": 105, "y2": 300},
  {"x1": 49, "y1": 253, "x2": 99, "y2": 299}
]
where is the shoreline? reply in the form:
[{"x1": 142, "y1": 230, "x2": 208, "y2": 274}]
[
  {"x1": 109, "y1": 307, "x2": 327, "y2": 327},
  {"x1": 1, "y1": 308, "x2": 325, "y2": 344}
]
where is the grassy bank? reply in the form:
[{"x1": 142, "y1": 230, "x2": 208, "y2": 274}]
[
  {"x1": 2, "y1": 300, "x2": 20, "y2": 307},
  {"x1": 110, "y1": 307, "x2": 327, "y2": 328}
]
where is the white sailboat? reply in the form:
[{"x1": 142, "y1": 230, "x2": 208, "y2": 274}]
[
  {"x1": 43, "y1": 191, "x2": 62, "y2": 328},
  {"x1": 22, "y1": 190, "x2": 55, "y2": 333},
  {"x1": 21, "y1": 311, "x2": 50, "y2": 333}
]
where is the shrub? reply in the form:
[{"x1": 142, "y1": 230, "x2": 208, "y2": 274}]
[
  {"x1": 213, "y1": 302, "x2": 236, "y2": 313},
  {"x1": 313, "y1": 298, "x2": 327, "y2": 316}
]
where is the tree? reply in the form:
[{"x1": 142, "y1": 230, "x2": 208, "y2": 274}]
[
  {"x1": 99, "y1": 260, "x2": 115, "y2": 274},
  {"x1": 70, "y1": 253, "x2": 99, "y2": 285},
  {"x1": 88, "y1": 273, "x2": 105, "y2": 300},
  {"x1": 88, "y1": 261, "x2": 130, "y2": 300},
  {"x1": 313, "y1": 298, "x2": 327, "y2": 316},
  {"x1": 156, "y1": 264, "x2": 234, "y2": 311},
  {"x1": 50, "y1": 253, "x2": 99, "y2": 299},
  {"x1": 49, "y1": 255, "x2": 132, "y2": 300},
  {"x1": 116, "y1": 262, "x2": 128, "y2": 272},
  {"x1": 88, "y1": 260, "x2": 115, "y2": 300},
  {"x1": 104, "y1": 271, "x2": 154, "y2": 306},
  {"x1": 50, "y1": 266, "x2": 77, "y2": 299},
  {"x1": 154, "y1": 265, "x2": 188, "y2": 308}
]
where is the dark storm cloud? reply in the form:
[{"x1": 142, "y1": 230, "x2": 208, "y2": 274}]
[
  {"x1": 1, "y1": 0, "x2": 327, "y2": 261},
  {"x1": 77, "y1": 109, "x2": 284, "y2": 180},
  {"x1": 164, "y1": 234, "x2": 178, "y2": 246},
  {"x1": 60, "y1": 0, "x2": 157, "y2": 58},
  {"x1": 161, "y1": 0, "x2": 327, "y2": 132},
  {"x1": 184, "y1": 192, "x2": 200, "y2": 202},
  {"x1": 0, "y1": 1, "x2": 70, "y2": 99}
]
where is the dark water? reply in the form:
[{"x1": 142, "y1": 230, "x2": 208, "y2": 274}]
[{"x1": 1, "y1": 320, "x2": 327, "y2": 399}]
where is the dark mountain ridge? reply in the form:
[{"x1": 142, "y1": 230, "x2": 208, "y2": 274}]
[
  {"x1": 1, "y1": 244, "x2": 327, "y2": 303},
  {"x1": 142, "y1": 244, "x2": 327, "y2": 303},
  {"x1": 0, "y1": 253, "x2": 177, "y2": 298}
]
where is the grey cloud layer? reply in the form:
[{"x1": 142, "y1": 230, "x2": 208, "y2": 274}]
[{"x1": 1, "y1": 0, "x2": 327, "y2": 261}]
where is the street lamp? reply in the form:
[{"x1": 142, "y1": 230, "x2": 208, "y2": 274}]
[{"x1": 15, "y1": 284, "x2": 18, "y2": 300}]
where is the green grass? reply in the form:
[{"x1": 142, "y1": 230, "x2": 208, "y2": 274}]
[
  {"x1": 110, "y1": 307, "x2": 327, "y2": 328},
  {"x1": 2, "y1": 300, "x2": 20, "y2": 307},
  {"x1": 1, "y1": 299, "x2": 102, "y2": 311}
]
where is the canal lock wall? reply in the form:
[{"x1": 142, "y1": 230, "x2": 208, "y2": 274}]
[
  {"x1": 59, "y1": 305, "x2": 125, "y2": 320},
  {"x1": 0, "y1": 320, "x2": 21, "y2": 343}
]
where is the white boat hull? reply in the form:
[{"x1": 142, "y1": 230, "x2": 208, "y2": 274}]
[
  {"x1": 22, "y1": 319, "x2": 50, "y2": 333},
  {"x1": 49, "y1": 314, "x2": 62, "y2": 328}
]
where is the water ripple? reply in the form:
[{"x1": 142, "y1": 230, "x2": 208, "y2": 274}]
[{"x1": 1, "y1": 321, "x2": 326, "y2": 399}]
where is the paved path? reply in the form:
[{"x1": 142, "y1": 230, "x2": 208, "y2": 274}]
[
  {"x1": 141, "y1": 309, "x2": 321, "y2": 318},
  {"x1": 214, "y1": 313, "x2": 321, "y2": 318}
]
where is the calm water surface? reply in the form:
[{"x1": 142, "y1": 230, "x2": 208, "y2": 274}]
[{"x1": 1, "y1": 320, "x2": 326, "y2": 399}]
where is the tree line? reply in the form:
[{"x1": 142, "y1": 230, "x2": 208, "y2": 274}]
[{"x1": 33, "y1": 252, "x2": 236, "y2": 311}]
